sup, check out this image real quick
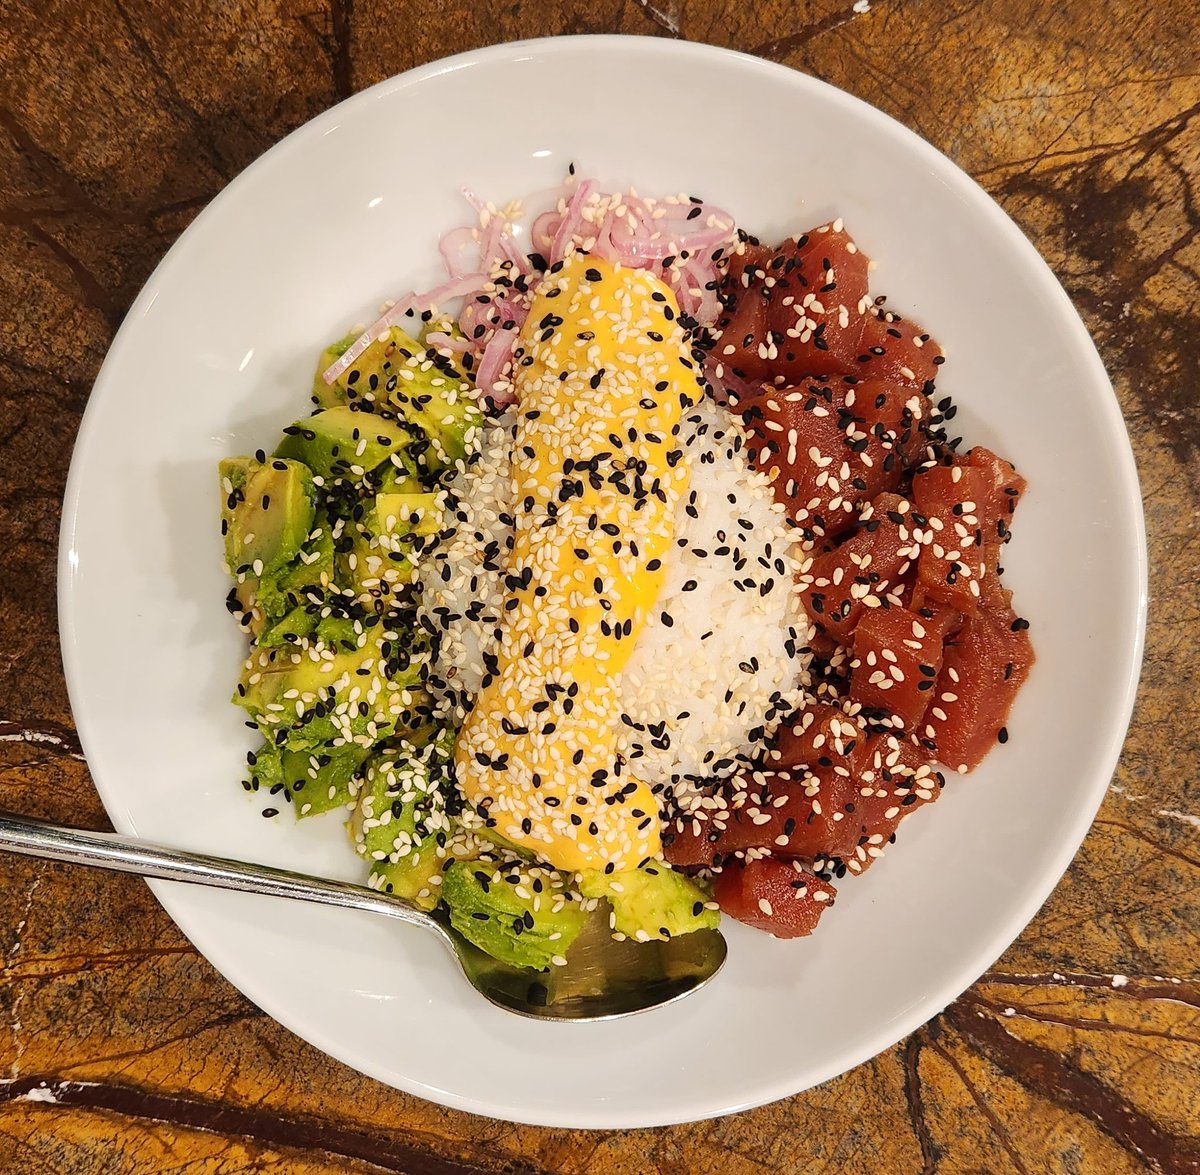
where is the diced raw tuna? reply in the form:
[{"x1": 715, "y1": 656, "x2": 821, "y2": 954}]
[
  {"x1": 739, "y1": 381, "x2": 860, "y2": 538},
  {"x1": 664, "y1": 704, "x2": 942, "y2": 874},
  {"x1": 910, "y1": 448, "x2": 1027, "y2": 617},
  {"x1": 686, "y1": 218, "x2": 1033, "y2": 945},
  {"x1": 740, "y1": 378, "x2": 931, "y2": 541},
  {"x1": 715, "y1": 223, "x2": 871, "y2": 384},
  {"x1": 850, "y1": 376, "x2": 932, "y2": 468},
  {"x1": 840, "y1": 730, "x2": 942, "y2": 874},
  {"x1": 910, "y1": 461, "x2": 995, "y2": 615},
  {"x1": 964, "y1": 445, "x2": 1027, "y2": 519},
  {"x1": 961, "y1": 446, "x2": 1027, "y2": 609},
  {"x1": 713, "y1": 238, "x2": 772, "y2": 370},
  {"x1": 922, "y1": 607, "x2": 1035, "y2": 773},
  {"x1": 768, "y1": 702, "x2": 866, "y2": 771},
  {"x1": 805, "y1": 626, "x2": 845, "y2": 665},
  {"x1": 713, "y1": 857, "x2": 837, "y2": 938},
  {"x1": 855, "y1": 308, "x2": 945, "y2": 388},
  {"x1": 798, "y1": 493, "x2": 919, "y2": 641},
  {"x1": 662, "y1": 767, "x2": 861, "y2": 866},
  {"x1": 849, "y1": 603, "x2": 961, "y2": 732}
]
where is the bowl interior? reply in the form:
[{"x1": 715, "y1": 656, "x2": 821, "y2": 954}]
[{"x1": 59, "y1": 37, "x2": 1145, "y2": 1128}]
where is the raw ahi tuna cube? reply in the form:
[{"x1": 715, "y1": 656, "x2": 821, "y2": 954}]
[
  {"x1": 798, "y1": 493, "x2": 919, "y2": 642},
  {"x1": 849, "y1": 603, "x2": 961, "y2": 732},
  {"x1": 715, "y1": 222, "x2": 871, "y2": 384},
  {"x1": 923, "y1": 607, "x2": 1035, "y2": 773},
  {"x1": 713, "y1": 857, "x2": 837, "y2": 938},
  {"x1": 855, "y1": 307, "x2": 945, "y2": 388}
]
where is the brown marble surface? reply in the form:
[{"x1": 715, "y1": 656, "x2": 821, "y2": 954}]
[{"x1": 1, "y1": 2, "x2": 1197, "y2": 1172}]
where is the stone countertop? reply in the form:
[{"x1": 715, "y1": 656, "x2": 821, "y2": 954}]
[{"x1": 1, "y1": 2, "x2": 1197, "y2": 1172}]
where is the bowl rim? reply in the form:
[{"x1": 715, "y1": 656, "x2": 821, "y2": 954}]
[{"x1": 58, "y1": 33, "x2": 1148, "y2": 1127}]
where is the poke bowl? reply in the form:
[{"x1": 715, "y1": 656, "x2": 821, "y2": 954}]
[{"x1": 58, "y1": 36, "x2": 1145, "y2": 1127}]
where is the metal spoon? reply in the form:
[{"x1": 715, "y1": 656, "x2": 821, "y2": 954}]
[{"x1": 0, "y1": 814, "x2": 726, "y2": 1020}]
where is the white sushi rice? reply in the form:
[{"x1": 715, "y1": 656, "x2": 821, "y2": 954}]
[{"x1": 418, "y1": 394, "x2": 813, "y2": 803}]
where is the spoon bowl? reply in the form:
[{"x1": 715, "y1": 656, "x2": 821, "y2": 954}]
[{"x1": 0, "y1": 814, "x2": 726, "y2": 1021}]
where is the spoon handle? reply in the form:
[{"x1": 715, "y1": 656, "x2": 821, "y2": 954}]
[{"x1": 0, "y1": 814, "x2": 435, "y2": 932}]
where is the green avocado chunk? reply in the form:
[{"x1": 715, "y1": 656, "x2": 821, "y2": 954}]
[
  {"x1": 238, "y1": 505, "x2": 334, "y2": 633},
  {"x1": 578, "y1": 863, "x2": 719, "y2": 942},
  {"x1": 339, "y1": 491, "x2": 442, "y2": 597},
  {"x1": 243, "y1": 739, "x2": 284, "y2": 795},
  {"x1": 369, "y1": 849, "x2": 444, "y2": 909},
  {"x1": 256, "y1": 603, "x2": 318, "y2": 648},
  {"x1": 282, "y1": 740, "x2": 372, "y2": 818},
  {"x1": 274, "y1": 405, "x2": 413, "y2": 482},
  {"x1": 318, "y1": 326, "x2": 483, "y2": 473},
  {"x1": 471, "y1": 827, "x2": 534, "y2": 861},
  {"x1": 441, "y1": 860, "x2": 588, "y2": 971},
  {"x1": 234, "y1": 627, "x2": 427, "y2": 744},
  {"x1": 220, "y1": 456, "x2": 315, "y2": 580},
  {"x1": 244, "y1": 735, "x2": 362, "y2": 820},
  {"x1": 276, "y1": 505, "x2": 336, "y2": 592},
  {"x1": 372, "y1": 466, "x2": 426, "y2": 495},
  {"x1": 258, "y1": 607, "x2": 359, "y2": 653},
  {"x1": 348, "y1": 738, "x2": 456, "y2": 910}
]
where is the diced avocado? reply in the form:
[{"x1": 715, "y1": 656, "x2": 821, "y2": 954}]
[
  {"x1": 578, "y1": 863, "x2": 719, "y2": 942},
  {"x1": 348, "y1": 739, "x2": 456, "y2": 908},
  {"x1": 323, "y1": 326, "x2": 483, "y2": 472},
  {"x1": 250, "y1": 510, "x2": 340, "y2": 640},
  {"x1": 471, "y1": 827, "x2": 534, "y2": 861},
  {"x1": 372, "y1": 465, "x2": 425, "y2": 495},
  {"x1": 226, "y1": 579, "x2": 266, "y2": 639},
  {"x1": 274, "y1": 685, "x2": 436, "y2": 760},
  {"x1": 340, "y1": 491, "x2": 442, "y2": 597},
  {"x1": 234, "y1": 629, "x2": 427, "y2": 741},
  {"x1": 313, "y1": 614, "x2": 361, "y2": 649},
  {"x1": 275, "y1": 506, "x2": 336, "y2": 596},
  {"x1": 257, "y1": 603, "x2": 318, "y2": 648},
  {"x1": 321, "y1": 326, "x2": 419, "y2": 414},
  {"x1": 369, "y1": 846, "x2": 445, "y2": 911},
  {"x1": 243, "y1": 739, "x2": 283, "y2": 795},
  {"x1": 282, "y1": 740, "x2": 372, "y2": 818},
  {"x1": 249, "y1": 575, "x2": 292, "y2": 627},
  {"x1": 312, "y1": 332, "x2": 358, "y2": 409},
  {"x1": 349, "y1": 752, "x2": 420, "y2": 857},
  {"x1": 441, "y1": 860, "x2": 587, "y2": 971},
  {"x1": 348, "y1": 738, "x2": 454, "y2": 855},
  {"x1": 274, "y1": 406, "x2": 413, "y2": 482},
  {"x1": 373, "y1": 492, "x2": 441, "y2": 540},
  {"x1": 220, "y1": 456, "x2": 315, "y2": 579}
]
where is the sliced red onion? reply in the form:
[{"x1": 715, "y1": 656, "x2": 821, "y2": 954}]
[
  {"x1": 424, "y1": 330, "x2": 472, "y2": 355},
  {"x1": 457, "y1": 297, "x2": 493, "y2": 340},
  {"x1": 474, "y1": 327, "x2": 519, "y2": 405},
  {"x1": 504, "y1": 235, "x2": 533, "y2": 272},
  {"x1": 438, "y1": 225, "x2": 479, "y2": 279},
  {"x1": 322, "y1": 181, "x2": 737, "y2": 392},
  {"x1": 550, "y1": 179, "x2": 597, "y2": 262},
  {"x1": 531, "y1": 208, "x2": 561, "y2": 255},
  {"x1": 461, "y1": 186, "x2": 531, "y2": 277},
  {"x1": 668, "y1": 253, "x2": 723, "y2": 322}
]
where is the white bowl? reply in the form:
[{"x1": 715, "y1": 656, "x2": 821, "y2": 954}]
[{"x1": 59, "y1": 36, "x2": 1146, "y2": 1128}]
